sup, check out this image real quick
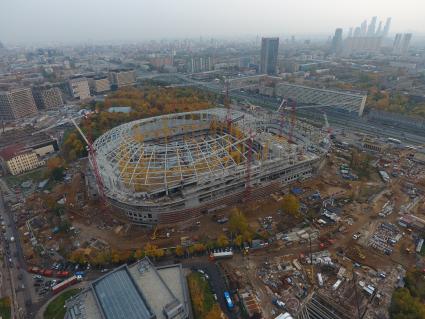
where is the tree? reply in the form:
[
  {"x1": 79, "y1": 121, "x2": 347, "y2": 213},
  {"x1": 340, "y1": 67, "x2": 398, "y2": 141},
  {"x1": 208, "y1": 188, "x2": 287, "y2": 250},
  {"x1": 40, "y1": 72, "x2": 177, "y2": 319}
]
[
  {"x1": 390, "y1": 288, "x2": 425, "y2": 319},
  {"x1": 51, "y1": 167, "x2": 65, "y2": 181},
  {"x1": 175, "y1": 245, "x2": 185, "y2": 257},
  {"x1": 234, "y1": 235, "x2": 243, "y2": 247},
  {"x1": 69, "y1": 249, "x2": 88, "y2": 264},
  {"x1": 281, "y1": 194, "x2": 301, "y2": 217},
  {"x1": 204, "y1": 304, "x2": 223, "y2": 319},
  {"x1": 217, "y1": 234, "x2": 229, "y2": 247},
  {"x1": 193, "y1": 243, "x2": 206, "y2": 254},
  {"x1": 144, "y1": 243, "x2": 164, "y2": 260},
  {"x1": 134, "y1": 248, "x2": 144, "y2": 260},
  {"x1": 228, "y1": 209, "x2": 249, "y2": 236}
]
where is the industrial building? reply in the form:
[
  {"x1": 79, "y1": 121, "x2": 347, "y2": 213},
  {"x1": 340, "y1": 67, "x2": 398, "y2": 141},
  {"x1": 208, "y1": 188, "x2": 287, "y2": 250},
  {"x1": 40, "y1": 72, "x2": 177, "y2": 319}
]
[
  {"x1": 274, "y1": 83, "x2": 367, "y2": 116},
  {"x1": 65, "y1": 258, "x2": 191, "y2": 319},
  {"x1": 0, "y1": 88, "x2": 38, "y2": 120},
  {"x1": 93, "y1": 108, "x2": 327, "y2": 225},
  {"x1": 0, "y1": 128, "x2": 58, "y2": 175}
]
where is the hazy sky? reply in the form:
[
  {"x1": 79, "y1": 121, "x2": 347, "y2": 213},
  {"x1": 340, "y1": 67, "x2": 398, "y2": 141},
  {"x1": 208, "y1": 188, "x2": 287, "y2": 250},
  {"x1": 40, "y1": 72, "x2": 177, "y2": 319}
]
[{"x1": 1, "y1": 0, "x2": 424, "y2": 44}]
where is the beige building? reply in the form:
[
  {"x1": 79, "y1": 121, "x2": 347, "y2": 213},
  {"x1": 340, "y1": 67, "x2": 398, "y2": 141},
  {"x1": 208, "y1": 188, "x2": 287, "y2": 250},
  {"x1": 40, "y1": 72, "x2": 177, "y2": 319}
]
[
  {"x1": 0, "y1": 88, "x2": 38, "y2": 120},
  {"x1": 0, "y1": 145, "x2": 46, "y2": 175},
  {"x1": 109, "y1": 69, "x2": 136, "y2": 88},
  {"x1": 68, "y1": 77, "x2": 91, "y2": 100},
  {"x1": 88, "y1": 76, "x2": 110, "y2": 94}
]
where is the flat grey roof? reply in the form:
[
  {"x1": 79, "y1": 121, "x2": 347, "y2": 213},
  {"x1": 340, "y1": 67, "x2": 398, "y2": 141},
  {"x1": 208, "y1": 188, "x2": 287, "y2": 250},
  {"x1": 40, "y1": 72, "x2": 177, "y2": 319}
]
[{"x1": 93, "y1": 267, "x2": 154, "y2": 319}]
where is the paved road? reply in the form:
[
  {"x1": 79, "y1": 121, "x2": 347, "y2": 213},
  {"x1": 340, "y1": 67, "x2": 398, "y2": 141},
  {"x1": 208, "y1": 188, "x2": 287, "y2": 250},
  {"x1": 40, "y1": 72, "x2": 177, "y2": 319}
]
[
  {"x1": 0, "y1": 184, "x2": 37, "y2": 318},
  {"x1": 182, "y1": 260, "x2": 238, "y2": 319}
]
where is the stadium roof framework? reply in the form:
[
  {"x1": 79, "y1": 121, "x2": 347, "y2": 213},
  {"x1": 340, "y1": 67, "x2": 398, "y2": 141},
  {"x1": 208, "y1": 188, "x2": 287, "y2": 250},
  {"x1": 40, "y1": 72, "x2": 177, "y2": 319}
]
[{"x1": 92, "y1": 107, "x2": 328, "y2": 224}]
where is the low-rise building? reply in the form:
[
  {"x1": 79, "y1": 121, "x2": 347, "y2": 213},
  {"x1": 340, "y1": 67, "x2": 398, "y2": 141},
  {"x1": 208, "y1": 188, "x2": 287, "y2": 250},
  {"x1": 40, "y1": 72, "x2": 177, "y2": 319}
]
[
  {"x1": 0, "y1": 145, "x2": 45, "y2": 175},
  {"x1": 362, "y1": 138, "x2": 389, "y2": 153},
  {"x1": 65, "y1": 258, "x2": 191, "y2": 319},
  {"x1": 0, "y1": 127, "x2": 58, "y2": 175}
]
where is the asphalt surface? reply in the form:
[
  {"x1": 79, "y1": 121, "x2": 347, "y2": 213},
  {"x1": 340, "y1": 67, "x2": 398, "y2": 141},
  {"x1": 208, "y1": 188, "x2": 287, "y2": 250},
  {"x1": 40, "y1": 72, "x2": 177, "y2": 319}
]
[{"x1": 182, "y1": 260, "x2": 238, "y2": 319}]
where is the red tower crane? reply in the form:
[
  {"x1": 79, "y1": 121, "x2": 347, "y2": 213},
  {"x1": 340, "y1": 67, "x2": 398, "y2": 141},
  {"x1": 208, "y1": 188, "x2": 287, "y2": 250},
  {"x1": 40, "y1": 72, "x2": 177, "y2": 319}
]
[{"x1": 71, "y1": 117, "x2": 106, "y2": 203}]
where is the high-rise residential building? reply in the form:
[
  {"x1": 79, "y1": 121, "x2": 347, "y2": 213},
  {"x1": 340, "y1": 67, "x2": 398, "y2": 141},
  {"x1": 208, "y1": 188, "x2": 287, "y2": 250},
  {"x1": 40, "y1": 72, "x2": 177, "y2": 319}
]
[
  {"x1": 68, "y1": 77, "x2": 91, "y2": 100},
  {"x1": 376, "y1": 21, "x2": 382, "y2": 36},
  {"x1": 109, "y1": 69, "x2": 136, "y2": 88},
  {"x1": 187, "y1": 56, "x2": 213, "y2": 73},
  {"x1": 353, "y1": 27, "x2": 361, "y2": 37},
  {"x1": 383, "y1": 17, "x2": 392, "y2": 37},
  {"x1": 343, "y1": 37, "x2": 382, "y2": 56},
  {"x1": 367, "y1": 16, "x2": 377, "y2": 36},
  {"x1": 88, "y1": 76, "x2": 111, "y2": 94},
  {"x1": 260, "y1": 37, "x2": 279, "y2": 75},
  {"x1": 393, "y1": 33, "x2": 403, "y2": 53},
  {"x1": 32, "y1": 86, "x2": 64, "y2": 109},
  {"x1": 0, "y1": 88, "x2": 38, "y2": 121},
  {"x1": 331, "y1": 28, "x2": 343, "y2": 55},
  {"x1": 393, "y1": 33, "x2": 412, "y2": 55},
  {"x1": 360, "y1": 20, "x2": 368, "y2": 36},
  {"x1": 400, "y1": 33, "x2": 412, "y2": 55}
]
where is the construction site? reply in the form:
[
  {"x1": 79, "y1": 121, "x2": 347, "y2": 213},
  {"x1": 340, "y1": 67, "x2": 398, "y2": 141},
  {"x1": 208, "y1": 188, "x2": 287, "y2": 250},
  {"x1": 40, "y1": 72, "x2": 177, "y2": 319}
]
[{"x1": 93, "y1": 106, "x2": 329, "y2": 225}]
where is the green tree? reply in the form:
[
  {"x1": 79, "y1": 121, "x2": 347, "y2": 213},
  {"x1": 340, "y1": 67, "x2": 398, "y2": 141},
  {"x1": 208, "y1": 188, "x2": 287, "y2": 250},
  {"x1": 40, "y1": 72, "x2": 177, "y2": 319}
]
[
  {"x1": 390, "y1": 288, "x2": 425, "y2": 319},
  {"x1": 228, "y1": 209, "x2": 249, "y2": 236},
  {"x1": 281, "y1": 194, "x2": 301, "y2": 217},
  {"x1": 217, "y1": 234, "x2": 229, "y2": 247},
  {"x1": 175, "y1": 245, "x2": 185, "y2": 257}
]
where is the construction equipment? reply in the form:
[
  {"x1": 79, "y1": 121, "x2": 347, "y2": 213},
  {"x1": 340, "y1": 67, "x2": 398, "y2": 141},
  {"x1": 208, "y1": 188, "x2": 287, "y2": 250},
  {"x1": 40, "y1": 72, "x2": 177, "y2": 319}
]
[
  {"x1": 70, "y1": 116, "x2": 106, "y2": 202},
  {"x1": 276, "y1": 98, "x2": 287, "y2": 137}
]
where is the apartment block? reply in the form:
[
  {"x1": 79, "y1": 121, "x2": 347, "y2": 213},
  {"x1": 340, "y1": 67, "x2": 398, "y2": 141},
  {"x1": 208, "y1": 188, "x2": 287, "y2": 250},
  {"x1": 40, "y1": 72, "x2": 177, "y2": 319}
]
[
  {"x1": 0, "y1": 88, "x2": 38, "y2": 121},
  {"x1": 109, "y1": 69, "x2": 136, "y2": 88},
  {"x1": 32, "y1": 86, "x2": 64, "y2": 109},
  {"x1": 68, "y1": 77, "x2": 91, "y2": 100}
]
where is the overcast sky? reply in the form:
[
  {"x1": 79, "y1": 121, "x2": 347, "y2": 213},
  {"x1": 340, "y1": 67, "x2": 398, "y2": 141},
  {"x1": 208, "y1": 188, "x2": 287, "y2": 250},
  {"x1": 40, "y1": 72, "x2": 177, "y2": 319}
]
[{"x1": 1, "y1": 0, "x2": 424, "y2": 45}]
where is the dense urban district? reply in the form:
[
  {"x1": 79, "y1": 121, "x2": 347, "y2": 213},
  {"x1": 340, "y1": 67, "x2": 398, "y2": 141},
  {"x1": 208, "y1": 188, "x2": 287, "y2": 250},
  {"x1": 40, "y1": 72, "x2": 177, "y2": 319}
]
[{"x1": 0, "y1": 15, "x2": 425, "y2": 319}]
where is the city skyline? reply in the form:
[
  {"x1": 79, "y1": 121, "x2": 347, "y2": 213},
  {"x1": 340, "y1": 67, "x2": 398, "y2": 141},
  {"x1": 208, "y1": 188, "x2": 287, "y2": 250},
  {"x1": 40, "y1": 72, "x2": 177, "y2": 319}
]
[{"x1": 1, "y1": 0, "x2": 424, "y2": 45}]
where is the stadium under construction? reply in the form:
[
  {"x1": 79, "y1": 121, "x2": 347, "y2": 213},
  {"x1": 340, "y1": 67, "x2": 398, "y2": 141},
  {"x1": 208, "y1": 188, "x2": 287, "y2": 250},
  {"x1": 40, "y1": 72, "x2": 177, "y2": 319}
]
[{"x1": 93, "y1": 107, "x2": 329, "y2": 225}]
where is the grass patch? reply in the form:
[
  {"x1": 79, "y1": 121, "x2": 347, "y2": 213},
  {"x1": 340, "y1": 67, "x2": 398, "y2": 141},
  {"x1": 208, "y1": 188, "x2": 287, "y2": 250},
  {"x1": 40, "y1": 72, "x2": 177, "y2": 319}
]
[
  {"x1": 187, "y1": 272, "x2": 221, "y2": 319},
  {"x1": 0, "y1": 297, "x2": 11, "y2": 319},
  {"x1": 43, "y1": 289, "x2": 80, "y2": 319},
  {"x1": 5, "y1": 167, "x2": 46, "y2": 188}
]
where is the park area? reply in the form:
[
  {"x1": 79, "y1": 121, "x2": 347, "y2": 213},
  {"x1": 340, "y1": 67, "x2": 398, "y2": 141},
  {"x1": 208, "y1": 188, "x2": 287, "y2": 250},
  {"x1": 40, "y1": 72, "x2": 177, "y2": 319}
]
[
  {"x1": 0, "y1": 297, "x2": 11, "y2": 319},
  {"x1": 43, "y1": 289, "x2": 80, "y2": 319}
]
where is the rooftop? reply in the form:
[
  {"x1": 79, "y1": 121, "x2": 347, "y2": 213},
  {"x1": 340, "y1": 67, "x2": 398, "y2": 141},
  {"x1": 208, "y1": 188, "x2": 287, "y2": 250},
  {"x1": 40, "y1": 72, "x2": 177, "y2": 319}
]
[{"x1": 65, "y1": 258, "x2": 190, "y2": 319}]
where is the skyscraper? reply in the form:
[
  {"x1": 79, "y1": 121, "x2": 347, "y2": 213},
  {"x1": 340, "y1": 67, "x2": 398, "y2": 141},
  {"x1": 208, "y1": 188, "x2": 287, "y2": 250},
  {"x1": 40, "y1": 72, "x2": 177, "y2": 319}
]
[
  {"x1": 367, "y1": 16, "x2": 377, "y2": 36},
  {"x1": 348, "y1": 27, "x2": 353, "y2": 38},
  {"x1": 400, "y1": 33, "x2": 412, "y2": 55},
  {"x1": 392, "y1": 33, "x2": 411, "y2": 55},
  {"x1": 376, "y1": 21, "x2": 382, "y2": 36},
  {"x1": 331, "y1": 28, "x2": 343, "y2": 55},
  {"x1": 260, "y1": 37, "x2": 279, "y2": 75},
  {"x1": 360, "y1": 20, "x2": 367, "y2": 36},
  {"x1": 383, "y1": 17, "x2": 392, "y2": 37}
]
